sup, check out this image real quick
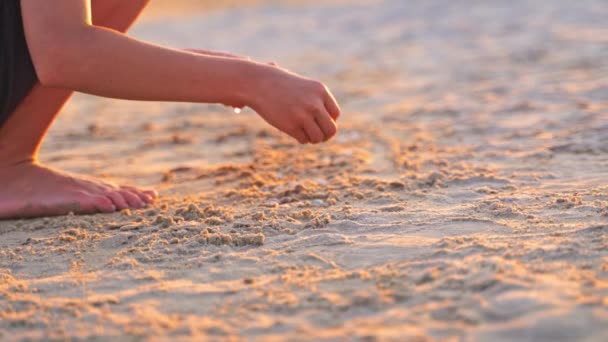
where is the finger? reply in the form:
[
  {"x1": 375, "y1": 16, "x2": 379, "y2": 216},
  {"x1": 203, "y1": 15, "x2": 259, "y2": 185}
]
[
  {"x1": 323, "y1": 87, "x2": 342, "y2": 121},
  {"x1": 291, "y1": 128, "x2": 309, "y2": 144},
  {"x1": 303, "y1": 120, "x2": 325, "y2": 144},
  {"x1": 313, "y1": 108, "x2": 338, "y2": 142}
]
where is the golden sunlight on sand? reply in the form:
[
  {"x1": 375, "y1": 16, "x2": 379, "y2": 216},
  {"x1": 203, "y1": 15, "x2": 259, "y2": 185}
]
[{"x1": 1, "y1": 0, "x2": 607, "y2": 340}]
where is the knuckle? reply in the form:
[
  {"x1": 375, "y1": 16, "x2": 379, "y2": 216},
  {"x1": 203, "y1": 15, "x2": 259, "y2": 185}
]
[
  {"x1": 296, "y1": 115, "x2": 310, "y2": 126},
  {"x1": 313, "y1": 105, "x2": 325, "y2": 115},
  {"x1": 310, "y1": 80, "x2": 325, "y2": 93},
  {"x1": 304, "y1": 101, "x2": 318, "y2": 112}
]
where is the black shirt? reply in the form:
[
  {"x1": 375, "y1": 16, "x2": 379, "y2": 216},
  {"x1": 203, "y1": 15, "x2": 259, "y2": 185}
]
[{"x1": 0, "y1": 0, "x2": 38, "y2": 126}]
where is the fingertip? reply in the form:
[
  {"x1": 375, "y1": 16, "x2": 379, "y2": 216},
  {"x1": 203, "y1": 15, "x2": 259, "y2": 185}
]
[
  {"x1": 331, "y1": 105, "x2": 342, "y2": 121},
  {"x1": 324, "y1": 92, "x2": 342, "y2": 121},
  {"x1": 292, "y1": 128, "x2": 310, "y2": 145}
]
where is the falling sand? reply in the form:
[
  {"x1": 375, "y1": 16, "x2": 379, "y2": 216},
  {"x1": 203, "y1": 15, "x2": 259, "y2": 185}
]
[{"x1": 1, "y1": 0, "x2": 608, "y2": 340}]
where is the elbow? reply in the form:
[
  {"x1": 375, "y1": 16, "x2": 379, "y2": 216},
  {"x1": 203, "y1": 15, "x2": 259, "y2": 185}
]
[
  {"x1": 34, "y1": 55, "x2": 67, "y2": 88},
  {"x1": 33, "y1": 45, "x2": 82, "y2": 89}
]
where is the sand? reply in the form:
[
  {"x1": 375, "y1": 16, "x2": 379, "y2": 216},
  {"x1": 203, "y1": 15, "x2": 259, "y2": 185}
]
[{"x1": 1, "y1": 0, "x2": 607, "y2": 340}]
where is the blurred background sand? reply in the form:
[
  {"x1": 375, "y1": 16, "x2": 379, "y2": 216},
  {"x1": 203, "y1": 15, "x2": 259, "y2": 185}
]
[{"x1": 1, "y1": 0, "x2": 607, "y2": 340}]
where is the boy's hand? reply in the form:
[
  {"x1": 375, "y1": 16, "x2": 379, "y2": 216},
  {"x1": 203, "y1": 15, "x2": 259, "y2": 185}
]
[{"x1": 247, "y1": 64, "x2": 341, "y2": 144}]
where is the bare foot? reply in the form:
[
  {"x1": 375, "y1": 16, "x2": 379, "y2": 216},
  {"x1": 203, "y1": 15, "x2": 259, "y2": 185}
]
[{"x1": 0, "y1": 161, "x2": 157, "y2": 219}]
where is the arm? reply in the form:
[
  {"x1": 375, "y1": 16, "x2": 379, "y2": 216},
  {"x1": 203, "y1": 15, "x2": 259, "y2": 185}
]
[
  {"x1": 22, "y1": 0, "x2": 253, "y2": 105},
  {"x1": 184, "y1": 49, "x2": 249, "y2": 60},
  {"x1": 21, "y1": 0, "x2": 341, "y2": 143}
]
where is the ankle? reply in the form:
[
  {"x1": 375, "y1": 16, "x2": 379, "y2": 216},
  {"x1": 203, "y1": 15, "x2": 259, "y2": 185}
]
[{"x1": 0, "y1": 139, "x2": 40, "y2": 165}]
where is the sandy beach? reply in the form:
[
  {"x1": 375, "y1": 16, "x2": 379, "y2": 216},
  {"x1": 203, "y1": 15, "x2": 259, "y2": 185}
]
[{"x1": 1, "y1": 0, "x2": 607, "y2": 340}]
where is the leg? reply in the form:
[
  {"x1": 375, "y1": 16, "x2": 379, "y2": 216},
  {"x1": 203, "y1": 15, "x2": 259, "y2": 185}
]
[{"x1": 0, "y1": 0, "x2": 153, "y2": 219}]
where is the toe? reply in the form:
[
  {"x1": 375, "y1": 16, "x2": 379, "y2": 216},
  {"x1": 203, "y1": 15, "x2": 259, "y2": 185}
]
[
  {"x1": 119, "y1": 190, "x2": 145, "y2": 209},
  {"x1": 143, "y1": 190, "x2": 158, "y2": 204},
  {"x1": 144, "y1": 189, "x2": 158, "y2": 199},
  {"x1": 72, "y1": 191, "x2": 107, "y2": 215},
  {"x1": 91, "y1": 195, "x2": 117, "y2": 213},
  {"x1": 106, "y1": 191, "x2": 129, "y2": 210}
]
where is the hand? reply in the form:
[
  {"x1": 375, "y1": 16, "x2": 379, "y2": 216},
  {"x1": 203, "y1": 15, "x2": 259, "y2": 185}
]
[{"x1": 246, "y1": 64, "x2": 341, "y2": 144}]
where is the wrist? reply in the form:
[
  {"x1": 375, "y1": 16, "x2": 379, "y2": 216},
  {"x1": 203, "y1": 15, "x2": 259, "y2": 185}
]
[{"x1": 232, "y1": 61, "x2": 273, "y2": 109}]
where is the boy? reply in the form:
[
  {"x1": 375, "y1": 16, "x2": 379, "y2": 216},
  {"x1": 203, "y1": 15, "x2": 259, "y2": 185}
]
[{"x1": 0, "y1": 0, "x2": 340, "y2": 219}]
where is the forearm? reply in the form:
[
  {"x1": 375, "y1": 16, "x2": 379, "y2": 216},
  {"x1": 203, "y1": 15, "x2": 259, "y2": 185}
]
[
  {"x1": 184, "y1": 48, "x2": 248, "y2": 60},
  {"x1": 39, "y1": 26, "x2": 259, "y2": 106}
]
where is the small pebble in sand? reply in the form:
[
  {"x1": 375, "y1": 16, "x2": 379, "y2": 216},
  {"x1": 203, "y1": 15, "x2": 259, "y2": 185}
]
[
  {"x1": 353, "y1": 192, "x2": 365, "y2": 200},
  {"x1": 233, "y1": 222, "x2": 252, "y2": 228},
  {"x1": 314, "y1": 178, "x2": 328, "y2": 186},
  {"x1": 380, "y1": 205, "x2": 405, "y2": 212},
  {"x1": 205, "y1": 217, "x2": 225, "y2": 226},
  {"x1": 264, "y1": 199, "x2": 280, "y2": 208},
  {"x1": 140, "y1": 122, "x2": 159, "y2": 132},
  {"x1": 119, "y1": 223, "x2": 141, "y2": 231},
  {"x1": 311, "y1": 199, "x2": 325, "y2": 207},
  {"x1": 87, "y1": 123, "x2": 102, "y2": 135},
  {"x1": 389, "y1": 181, "x2": 406, "y2": 190},
  {"x1": 171, "y1": 133, "x2": 193, "y2": 145},
  {"x1": 243, "y1": 277, "x2": 255, "y2": 285}
]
